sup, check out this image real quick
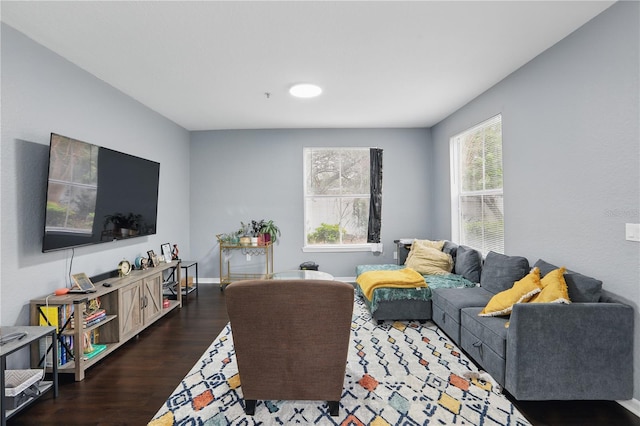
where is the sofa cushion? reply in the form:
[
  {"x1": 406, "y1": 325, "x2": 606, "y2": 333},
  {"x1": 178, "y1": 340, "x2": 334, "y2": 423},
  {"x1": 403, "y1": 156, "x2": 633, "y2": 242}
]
[
  {"x1": 480, "y1": 251, "x2": 530, "y2": 295},
  {"x1": 479, "y1": 268, "x2": 542, "y2": 316},
  {"x1": 533, "y1": 259, "x2": 602, "y2": 303},
  {"x1": 431, "y1": 287, "x2": 493, "y2": 344},
  {"x1": 461, "y1": 307, "x2": 509, "y2": 358},
  {"x1": 460, "y1": 307, "x2": 508, "y2": 385},
  {"x1": 454, "y1": 245, "x2": 482, "y2": 283},
  {"x1": 530, "y1": 267, "x2": 571, "y2": 304},
  {"x1": 431, "y1": 287, "x2": 494, "y2": 321},
  {"x1": 405, "y1": 243, "x2": 453, "y2": 275},
  {"x1": 442, "y1": 241, "x2": 458, "y2": 262}
]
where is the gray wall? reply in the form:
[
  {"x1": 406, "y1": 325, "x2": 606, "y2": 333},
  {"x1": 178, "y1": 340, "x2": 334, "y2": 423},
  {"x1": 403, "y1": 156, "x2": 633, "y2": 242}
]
[
  {"x1": 431, "y1": 2, "x2": 640, "y2": 399},
  {"x1": 0, "y1": 24, "x2": 191, "y2": 328},
  {"x1": 190, "y1": 128, "x2": 432, "y2": 279}
]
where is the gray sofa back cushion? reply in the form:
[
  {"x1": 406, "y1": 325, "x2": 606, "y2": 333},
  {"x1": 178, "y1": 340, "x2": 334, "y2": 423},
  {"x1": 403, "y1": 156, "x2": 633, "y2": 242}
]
[
  {"x1": 480, "y1": 251, "x2": 530, "y2": 295},
  {"x1": 533, "y1": 259, "x2": 603, "y2": 303},
  {"x1": 443, "y1": 241, "x2": 458, "y2": 263},
  {"x1": 454, "y1": 245, "x2": 482, "y2": 283}
]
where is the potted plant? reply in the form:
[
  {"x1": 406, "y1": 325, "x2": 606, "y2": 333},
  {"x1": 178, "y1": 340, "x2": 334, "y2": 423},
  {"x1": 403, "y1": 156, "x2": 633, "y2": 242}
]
[
  {"x1": 238, "y1": 222, "x2": 252, "y2": 245},
  {"x1": 104, "y1": 212, "x2": 142, "y2": 237},
  {"x1": 260, "y1": 220, "x2": 281, "y2": 244},
  {"x1": 249, "y1": 220, "x2": 264, "y2": 245}
]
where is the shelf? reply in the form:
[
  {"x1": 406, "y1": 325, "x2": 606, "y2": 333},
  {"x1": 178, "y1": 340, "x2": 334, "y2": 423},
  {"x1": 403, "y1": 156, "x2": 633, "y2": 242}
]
[
  {"x1": 220, "y1": 242, "x2": 272, "y2": 249},
  {"x1": 53, "y1": 342, "x2": 118, "y2": 372},
  {"x1": 30, "y1": 261, "x2": 182, "y2": 382},
  {"x1": 62, "y1": 315, "x2": 117, "y2": 334},
  {"x1": 163, "y1": 300, "x2": 180, "y2": 311},
  {"x1": 1, "y1": 326, "x2": 58, "y2": 426},
  {"x1": 4, "y1": 381, "x2": 53, "y2": 420}
]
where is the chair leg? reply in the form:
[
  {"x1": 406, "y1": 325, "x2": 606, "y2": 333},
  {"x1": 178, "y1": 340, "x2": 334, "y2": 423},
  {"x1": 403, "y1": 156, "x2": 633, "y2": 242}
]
[
  {"x1": 328, "y1": 401, "x2": 339, "y2": 416},
  {"x1": 244, "y1": 399, "x2": 256, "y2": 415}
]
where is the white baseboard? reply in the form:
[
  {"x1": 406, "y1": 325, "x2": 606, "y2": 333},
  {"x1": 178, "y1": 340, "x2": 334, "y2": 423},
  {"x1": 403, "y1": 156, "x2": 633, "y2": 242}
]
[
  {"x1": 617, "y1": 398, "x2": 640, "y2": 418},
  {"x1": 196, "y1": 277, "x2": 356, "y2": 284}
]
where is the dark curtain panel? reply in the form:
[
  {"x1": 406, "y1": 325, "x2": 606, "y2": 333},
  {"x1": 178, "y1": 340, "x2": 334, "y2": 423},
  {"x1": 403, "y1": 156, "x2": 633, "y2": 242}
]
[{"x1": 367, "y1": 148, "x2": 383, "y2": 243}]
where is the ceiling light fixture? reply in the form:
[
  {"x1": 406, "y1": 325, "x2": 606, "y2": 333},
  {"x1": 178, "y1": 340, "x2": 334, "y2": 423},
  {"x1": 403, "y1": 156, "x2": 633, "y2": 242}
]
[{"x1": 289, "y1": 83, "x2": 322, "y2": 98}]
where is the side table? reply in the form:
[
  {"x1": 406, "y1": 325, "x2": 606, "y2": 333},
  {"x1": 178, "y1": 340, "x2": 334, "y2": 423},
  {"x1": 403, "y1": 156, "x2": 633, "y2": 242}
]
[
  {"x1": 1, "y1": 326, "x2": 58, "y2": 426},
  {"x1": 180, "y1": 261, "x2": 199, "y2": 299}
]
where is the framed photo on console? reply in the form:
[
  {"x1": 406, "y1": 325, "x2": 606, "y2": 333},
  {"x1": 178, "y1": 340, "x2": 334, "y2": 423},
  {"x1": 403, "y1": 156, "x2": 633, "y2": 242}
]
[
  {"x1": 148, "y1": 250, "x2": 159, "y2": 267},
  {"x1": 161, "y1": 243, "x2": 172, "y2": 263},
  {"x1": 70, "y1": 273, "x2": 96, "y2": 293}
]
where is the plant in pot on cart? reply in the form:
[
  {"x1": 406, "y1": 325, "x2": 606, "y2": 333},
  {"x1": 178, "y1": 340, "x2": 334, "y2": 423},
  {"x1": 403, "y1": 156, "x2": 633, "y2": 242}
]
[
  {"x1": 260, "y1": 220, "x2": 281, "y2": 244},
  {"x1": 250, "y1": 220, "x2": 265, "y2": 245},
  {"x1": 238, "y1": 222, "x2": 252, "y2": 245}
]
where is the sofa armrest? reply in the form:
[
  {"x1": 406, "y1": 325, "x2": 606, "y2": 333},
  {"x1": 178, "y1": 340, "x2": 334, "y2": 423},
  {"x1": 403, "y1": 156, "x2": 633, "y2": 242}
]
[{"x1": 506, "y1": 302, "x2": 633, "y2": 400}]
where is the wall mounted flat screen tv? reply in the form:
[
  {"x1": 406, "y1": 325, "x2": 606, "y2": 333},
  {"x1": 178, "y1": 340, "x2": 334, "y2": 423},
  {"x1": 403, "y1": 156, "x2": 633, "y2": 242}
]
[{"x1": 42, "y1": 133, "x2": 160, "y2": 252}]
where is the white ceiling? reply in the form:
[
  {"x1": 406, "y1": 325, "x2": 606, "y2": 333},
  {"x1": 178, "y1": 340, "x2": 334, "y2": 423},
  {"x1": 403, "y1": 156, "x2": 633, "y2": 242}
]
[{"x1": 1, "y1": 1, "x2": 615, "y2": 131}]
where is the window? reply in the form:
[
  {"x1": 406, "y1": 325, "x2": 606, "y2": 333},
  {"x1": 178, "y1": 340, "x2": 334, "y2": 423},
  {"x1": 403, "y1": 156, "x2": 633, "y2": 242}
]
[
  {"x1": 450, "y1": 115, "x2": 504, "y2": 255},
  {"x1": 303, "y1": 147, "x2": 371, "y2": 251}
]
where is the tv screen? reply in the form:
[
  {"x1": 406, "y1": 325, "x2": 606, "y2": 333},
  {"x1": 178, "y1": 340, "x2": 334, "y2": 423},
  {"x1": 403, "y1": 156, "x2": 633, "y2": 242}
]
[{"x1": 42, "y1": 133, "x2": 160, "y2": 252}]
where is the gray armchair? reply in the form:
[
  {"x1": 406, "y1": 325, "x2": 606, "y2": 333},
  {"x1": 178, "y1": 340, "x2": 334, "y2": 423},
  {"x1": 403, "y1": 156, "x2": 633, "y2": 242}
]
[{"x1": 225, "y1": 279, "x2": 354, "y2": 416}]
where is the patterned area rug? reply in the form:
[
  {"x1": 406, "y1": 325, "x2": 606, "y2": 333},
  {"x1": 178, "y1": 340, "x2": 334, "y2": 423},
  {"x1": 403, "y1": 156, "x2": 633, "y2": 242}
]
[{"x1": 149, "y1": 295, "x2": 531, "y2": 425}]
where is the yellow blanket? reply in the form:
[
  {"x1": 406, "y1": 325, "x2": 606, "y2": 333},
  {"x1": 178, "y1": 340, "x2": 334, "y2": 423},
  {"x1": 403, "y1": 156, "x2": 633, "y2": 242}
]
[{"x1": 356, "y1": 268, "x2": 426, "y2": 301}]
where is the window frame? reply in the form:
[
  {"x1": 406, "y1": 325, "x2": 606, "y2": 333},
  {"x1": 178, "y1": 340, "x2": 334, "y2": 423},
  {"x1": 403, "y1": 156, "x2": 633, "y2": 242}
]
[
  {"x1": 450, "y1": 114, "x2": 504, "y2": 255},
  {"x1": 302, "y1": 147, "x2": 373, "y2": 253}
]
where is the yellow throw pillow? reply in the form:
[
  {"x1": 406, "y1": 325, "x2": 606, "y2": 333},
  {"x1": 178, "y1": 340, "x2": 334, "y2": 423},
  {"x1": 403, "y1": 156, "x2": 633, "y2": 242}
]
[
  {"x1": 479, "y1": 268, "x2": 542, "y2": 317},
  {"x1": 530, "y1": 267, "x2": 571, "y2": 304},
  {"x1": 405, "y1": 239, "x2": 446, "y2": 264},
  {"x1": 404, "y1": 243, "x2": 453, "y2": 275}
]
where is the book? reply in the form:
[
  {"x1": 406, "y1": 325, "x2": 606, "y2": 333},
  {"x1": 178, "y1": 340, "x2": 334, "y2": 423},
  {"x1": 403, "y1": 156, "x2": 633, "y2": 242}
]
[
  {"x1": 70, "y1": 310, "x2": 107, "y2": 328},
  {"x1": 38, "y1": 306, "x2": 60, "y2": 367},
  {"x1": 85, "y1": 309, "x2": 106, "y2": 322},
  {"x1": 85, "y1": 315, "x2": 106, "y2": 328},
  {"x1": 39, "y1": 306, "x2": 59, "y2": 330},
  {"x1": 82, "y1": 344, "x2": 107, "y2": 360}
]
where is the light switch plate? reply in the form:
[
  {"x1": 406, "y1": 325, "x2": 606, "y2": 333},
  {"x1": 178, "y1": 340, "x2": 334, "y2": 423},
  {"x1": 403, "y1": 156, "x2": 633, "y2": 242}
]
[{"x1": 625, "y1": 223, "x2": 640, "y2": 242}]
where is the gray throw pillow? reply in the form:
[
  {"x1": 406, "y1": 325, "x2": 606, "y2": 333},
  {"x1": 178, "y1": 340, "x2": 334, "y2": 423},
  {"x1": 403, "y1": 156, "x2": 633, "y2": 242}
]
[
  {"x1": 532, "y1": 259, "x2": 557, "y2": 276},
  {"x1": 480, "y1": 251, "x2": 529, "y2": 295},
  {"x1": 442, "y1": 241, "x2": 458, "y2": 262},
  {"x1": 533, "y1": 259, "x2": 603, "y2": 303},
  {"x1": 454, "y1": 245, "x2": 482, "y2": 283}
]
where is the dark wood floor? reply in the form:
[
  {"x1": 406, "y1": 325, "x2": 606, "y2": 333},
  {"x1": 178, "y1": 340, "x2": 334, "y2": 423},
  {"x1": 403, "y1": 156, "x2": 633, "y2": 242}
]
[{"x1": 8, "y1": 284, "x2": 640, "y2": 425}]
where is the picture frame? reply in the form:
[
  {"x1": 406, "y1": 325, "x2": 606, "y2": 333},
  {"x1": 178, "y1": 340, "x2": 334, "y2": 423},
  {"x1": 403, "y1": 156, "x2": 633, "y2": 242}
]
[
  {"x1": 148, "y1": 250, "x2": 159, "y2": 267},
  {"x1": 161, "y1": 243, "x2": 172, "y2": 263},
  {"x1": 70, "y1": 273, "x2": 96, "y2": 293}
]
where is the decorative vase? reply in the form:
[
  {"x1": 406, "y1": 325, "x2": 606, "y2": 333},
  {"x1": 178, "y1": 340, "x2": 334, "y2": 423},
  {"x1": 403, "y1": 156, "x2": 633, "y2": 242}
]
[
  {"x1": 262, "y1": 233, "x2": 271, "y2": 244},
  {"x1": 239, "y1": 236, "x2": 251, "y2": 245},
  {"x1": 250, "y1": 237, "x2": 258, "y2": 246}
]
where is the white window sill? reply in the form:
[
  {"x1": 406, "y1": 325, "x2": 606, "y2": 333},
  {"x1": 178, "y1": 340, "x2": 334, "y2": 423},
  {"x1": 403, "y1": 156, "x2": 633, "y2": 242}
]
[{"x1": 303, "y1": 244, "x2": 373, "y2": 253}]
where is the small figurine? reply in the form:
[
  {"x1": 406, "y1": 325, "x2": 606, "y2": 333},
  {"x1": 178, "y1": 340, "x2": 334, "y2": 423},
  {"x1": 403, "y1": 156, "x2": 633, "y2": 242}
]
[{"x1": 172, "y1": 244, "x2": 180, "y2": 260}]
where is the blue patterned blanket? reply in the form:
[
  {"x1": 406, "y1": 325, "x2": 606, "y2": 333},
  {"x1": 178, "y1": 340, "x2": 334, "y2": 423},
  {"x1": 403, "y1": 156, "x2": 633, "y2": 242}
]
[{"x1": 355, "y1": 264, "x2": 476, "y2": 312}]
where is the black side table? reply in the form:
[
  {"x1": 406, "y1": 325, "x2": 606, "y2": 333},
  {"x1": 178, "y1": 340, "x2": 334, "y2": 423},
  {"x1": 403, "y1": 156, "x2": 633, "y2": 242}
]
[
  {"x1": 1, "y1": 326, "x2": 58, "y2": 426},
  {"x1": 180, "y1": 261, "x2": 198, "y2": 300}
]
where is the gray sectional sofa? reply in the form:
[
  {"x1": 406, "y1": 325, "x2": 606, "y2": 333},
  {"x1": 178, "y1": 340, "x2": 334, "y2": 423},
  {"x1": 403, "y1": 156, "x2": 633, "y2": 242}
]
[{"x1": 431, "y1": 246, "x2": 634, "y2": 401}]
